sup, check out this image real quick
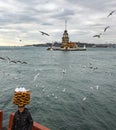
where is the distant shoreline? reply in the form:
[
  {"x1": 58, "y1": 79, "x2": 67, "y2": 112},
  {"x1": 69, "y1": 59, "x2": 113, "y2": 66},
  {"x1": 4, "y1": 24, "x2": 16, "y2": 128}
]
[
  {"x1": 24, "y1": 42, "x2": 116, "y2": 48},
  {"x1": 0, "y1": 42, "x2": 116, "y2": 48}
]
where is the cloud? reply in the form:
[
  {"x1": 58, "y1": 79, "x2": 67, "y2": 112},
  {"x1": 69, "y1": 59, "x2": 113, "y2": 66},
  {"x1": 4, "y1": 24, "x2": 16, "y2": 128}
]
[{"x1": 0, "y1": 0, "x2": 116, "y2": 46}]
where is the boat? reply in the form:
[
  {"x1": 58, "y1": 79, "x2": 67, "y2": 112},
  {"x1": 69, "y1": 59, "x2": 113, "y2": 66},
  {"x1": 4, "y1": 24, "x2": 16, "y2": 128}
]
[
  {"x1": 0, "y1": 110, "x2": 50, "y2": 130},
  {"x1": 47, "y1": 46, "x2": 86, "y2": 51},
  {"x1": 47, "y1": 47, "x2": 53, "y2": 50}
]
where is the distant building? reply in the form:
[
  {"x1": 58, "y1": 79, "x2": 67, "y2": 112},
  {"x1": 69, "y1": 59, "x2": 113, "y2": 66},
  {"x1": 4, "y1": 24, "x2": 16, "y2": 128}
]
[
  {"x1": 61, "y1": 20, "x2": 77, "y2": 48},
  {"x1": 47, "y1": 21, "x2": 86, "y2": 51},
  {"x1": 62, "y1": 30, "x2": 69, "y2": 45}
]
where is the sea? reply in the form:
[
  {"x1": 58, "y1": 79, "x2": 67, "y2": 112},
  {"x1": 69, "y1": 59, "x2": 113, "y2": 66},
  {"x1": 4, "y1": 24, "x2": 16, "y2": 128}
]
[{"x1": 0, "y1": 46, "x2": 116, "y2": 130}]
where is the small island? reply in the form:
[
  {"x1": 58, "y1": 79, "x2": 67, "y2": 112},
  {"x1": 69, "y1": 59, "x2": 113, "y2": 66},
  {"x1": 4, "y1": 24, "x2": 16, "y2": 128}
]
[{"x1": 47, "y1": 21, "x2": 86, "y2": 51}]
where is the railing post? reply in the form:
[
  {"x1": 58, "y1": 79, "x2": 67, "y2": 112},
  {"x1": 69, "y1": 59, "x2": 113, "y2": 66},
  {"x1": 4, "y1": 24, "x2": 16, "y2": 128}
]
[
  {"x1": 8, "y1": 113, "x2": 15, "y2": 130},
  {"x1": 0, "y1": 110, "x2": 3, "y2": 130}
]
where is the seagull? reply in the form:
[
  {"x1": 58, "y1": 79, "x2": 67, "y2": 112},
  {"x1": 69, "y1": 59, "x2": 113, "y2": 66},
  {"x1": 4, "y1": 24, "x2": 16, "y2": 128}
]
[
  {"x1": 62, "y1": 69, "x2": 66, "y2": 74},
  {"x1": 10, "y1": 60, "x2": 17, "y2": 64},
  {"x1": 95, "y1": 85, "x2": 99, "y2": 90},
  {"x1": 19, "y1": 39, "x2": 22, "y2": 42},
  {"x1": 6, "y1": 57, "x2": 11, "y2": 61},
  {"x1": 62, "y1": 88, "x2": 66, "y2": 92},
  {"x1": 93, "y1": 33, "x2": 102, "y2": 38},
  {"x1": 21, "y1": 61, "x2": 28, "y2": 64},
  {"x1": 82, "y1": 97, "x2": 87, "y2": 101},
  {"x1": 104, "y1": 26, "x2": 110, "y2": 32},
  {"x1": 40, "y1": 31, "x2": 50, "y2": 36},
  {"x1": 16, "y1": 60, "x2": 22, "y2": 64},
  {"x1": 34, "y1": 73, "x2": 40, "y2": 81},
  {"x1": 107, "y1": 10, "x2": 115, "y2": 17},
  {"x1": 0, "y1": 57, "x2": 6, "y2": 60}
]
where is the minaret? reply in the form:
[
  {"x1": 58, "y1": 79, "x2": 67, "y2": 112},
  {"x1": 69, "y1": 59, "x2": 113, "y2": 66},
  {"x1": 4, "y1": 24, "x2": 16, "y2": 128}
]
[{"x1": 61, "y1": 20, "x2": 69, "y2": 46}]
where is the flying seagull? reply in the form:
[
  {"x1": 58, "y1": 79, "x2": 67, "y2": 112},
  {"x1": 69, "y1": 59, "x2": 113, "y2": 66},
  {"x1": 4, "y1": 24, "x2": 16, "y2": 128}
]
[
  {"x1": 40, "y1": 31, "x2": 50, "y2": 36},
  {"x1": 93, "y1": 33, "x2": 102, "y2": 38},
  {"x1": 107, "y1": 10, "x2": 115, "y2": 17},
  {"x1": 104, "y1": 26, "x2": 110, "y2": 32},
  {"x1": 0, "y1": 57, "x2": 6, "y2": 60},
  {"x1": 19, "y1": 39, "x2": 22, "y2": 42}
]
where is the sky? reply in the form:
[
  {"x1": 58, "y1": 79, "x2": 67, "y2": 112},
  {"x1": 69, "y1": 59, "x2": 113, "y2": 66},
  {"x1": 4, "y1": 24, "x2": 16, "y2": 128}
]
[{"x1": 0, "y1": 0, "x2": 116, "y2": 46}]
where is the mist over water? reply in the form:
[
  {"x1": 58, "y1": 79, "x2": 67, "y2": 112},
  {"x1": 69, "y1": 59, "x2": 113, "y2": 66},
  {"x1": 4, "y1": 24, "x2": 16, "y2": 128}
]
[{"x1": 0, "y1": 46, "x2": 116, "y2": 130}]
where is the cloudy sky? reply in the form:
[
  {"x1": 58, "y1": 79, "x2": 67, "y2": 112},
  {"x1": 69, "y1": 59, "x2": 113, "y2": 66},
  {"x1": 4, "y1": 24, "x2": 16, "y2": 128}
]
[{"x1": 0, "y1": 0, "x2": 116, "y2": 46}]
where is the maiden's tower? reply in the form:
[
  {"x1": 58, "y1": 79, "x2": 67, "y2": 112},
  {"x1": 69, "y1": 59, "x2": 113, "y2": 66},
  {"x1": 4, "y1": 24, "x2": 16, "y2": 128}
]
[
  {"x1": 61, "y1": 20, "x2": 77, "y2": 49},
  {"x1": 47, "y1": 20, "x2": 86, "y2": 51}
]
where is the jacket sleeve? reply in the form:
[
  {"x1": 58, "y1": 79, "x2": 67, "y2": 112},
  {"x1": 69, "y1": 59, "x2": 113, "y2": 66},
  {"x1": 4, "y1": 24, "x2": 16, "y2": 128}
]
[
  {"x1": 27, "y1": 111, "x2": 33, "y2": 130},
  {"x1": 11, "y1": 113, "x2": 16, "y2": 130}
]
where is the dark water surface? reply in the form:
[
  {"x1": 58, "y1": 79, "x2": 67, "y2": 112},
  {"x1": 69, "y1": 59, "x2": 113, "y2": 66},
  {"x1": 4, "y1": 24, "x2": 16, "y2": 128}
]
[{"x1": 0, "y1": 47, "x2": 116, "y2": 130}]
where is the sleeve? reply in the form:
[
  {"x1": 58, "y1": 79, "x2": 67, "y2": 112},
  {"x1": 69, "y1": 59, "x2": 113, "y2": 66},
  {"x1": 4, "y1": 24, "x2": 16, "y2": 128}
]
[
  {"x1": 27, "y1": 111, "x2": 33, "y2": 130},
  {"x1": 11, "y1": 113, "x2": 16, "y2": 130}
]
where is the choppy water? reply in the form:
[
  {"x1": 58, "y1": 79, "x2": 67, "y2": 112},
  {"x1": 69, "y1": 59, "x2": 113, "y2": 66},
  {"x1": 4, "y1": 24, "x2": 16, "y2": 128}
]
[{"x1": 0, "y1": 46, "x2": 116, "y2": 130}]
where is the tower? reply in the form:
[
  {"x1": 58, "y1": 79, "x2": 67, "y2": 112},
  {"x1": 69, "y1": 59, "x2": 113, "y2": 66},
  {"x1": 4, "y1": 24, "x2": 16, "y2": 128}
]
[
  {"x1": 61, "y1": 20, "x2": 77, "y2": 49},
  {"x1": 61, "y1": 20, "x2": 69, "y2": 46}
]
